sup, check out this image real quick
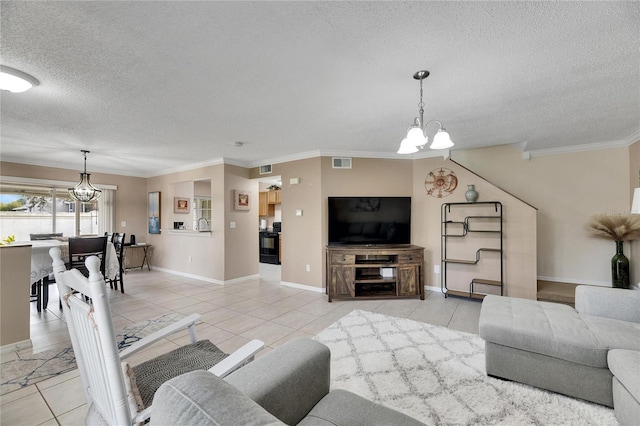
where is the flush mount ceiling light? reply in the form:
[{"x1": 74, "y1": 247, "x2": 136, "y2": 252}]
[
  {"x1": 68, "y1": 150, "x2": 102, "y2": 203},
  {"x1": 397, "y1": 70, "x2": 453, "y2": 154},
  {"x1": 0, "y1": 65, "x2": 39, "y2": 93}
]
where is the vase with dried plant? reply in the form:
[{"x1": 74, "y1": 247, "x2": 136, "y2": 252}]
[{"x1": 587, "y1": 214, "x2": 640, "y2": 288}]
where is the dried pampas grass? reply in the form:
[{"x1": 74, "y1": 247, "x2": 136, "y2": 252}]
[{"x1": 587, "y1": 214, "x2": 640, "y2": 241}]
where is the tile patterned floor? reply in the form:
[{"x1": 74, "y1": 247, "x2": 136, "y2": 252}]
[{"x1": 0, "y1": 264, "x2": 482, "y2": 425}]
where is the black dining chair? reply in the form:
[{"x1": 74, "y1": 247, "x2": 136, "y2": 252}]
[
  {"x1": 68, "y1": 236, "x2": 108, "y2": 278},
  {"x1": 109, "y1": 232, "x2": 126, "y2": 293}
]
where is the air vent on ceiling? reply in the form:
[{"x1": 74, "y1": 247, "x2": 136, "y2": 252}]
[
  {"x1": 259, "y1": 164, "x2": 272, "y2": 175},
  {"x1": 332, "y1": 157, "x2": 352, "y2": 169}
]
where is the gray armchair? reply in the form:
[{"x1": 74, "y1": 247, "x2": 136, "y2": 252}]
[{"x1": 151, "y1": 338, "x2": 425, "y2": 426}]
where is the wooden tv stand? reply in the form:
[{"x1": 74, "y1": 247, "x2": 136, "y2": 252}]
[{"x1": 326, "y1": 245, "x2": 424, "y2": 302}]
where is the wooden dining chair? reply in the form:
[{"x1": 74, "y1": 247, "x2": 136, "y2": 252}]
[{"x1": 68, "y1": 236, "x2": 108, "y2": 278}]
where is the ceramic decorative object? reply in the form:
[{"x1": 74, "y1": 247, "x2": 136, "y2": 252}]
[
  {"x1": 611, "y1": 240, "x2": 630, "y2": 288},
  {"x1": 424, "y1": 168, "x2": 457, "y2": 198},
  {"x1": 465, "y1": 184, "x2": 479, "y2": 202}
]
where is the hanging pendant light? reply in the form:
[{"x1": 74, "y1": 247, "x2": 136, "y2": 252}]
[
  {"x1": 68, "y1": 150, "x2": 102, "y2": 202},
  {"x1": 397, "y1": 70, "x2": 453, "y2": 154}
]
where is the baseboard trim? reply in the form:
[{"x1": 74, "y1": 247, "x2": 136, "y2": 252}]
[
  {"x1": 425, "y1": 285, "x2": 442, "y2": 293},
  {"x1": 151, "y1": 266, "x2": 259, "y2": 286},
  {"x1": 281, "y1": 281, "x2": 325, "y2": 293},
  {"x1": 537, "y1": 276, "x2": 610, "y2": 287},
  {"x1": 1, "y1": 339, "x2": 32, "y2": 355}
]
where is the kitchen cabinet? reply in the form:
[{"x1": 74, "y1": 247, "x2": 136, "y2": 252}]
[
  {"x1": 267, "y1": 190, "x2": 281, "y2": 205},
  {"x1": 259, "y1": 192, "x2": 274, "y2": 217}
]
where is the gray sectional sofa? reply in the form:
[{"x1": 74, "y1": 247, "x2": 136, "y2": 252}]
[
  {"x1": 151, "y1": 337, "x2": 425, "y2": 426},
  {"x1": 479, "y1": 285, "x2": 640, "y2": 424}
]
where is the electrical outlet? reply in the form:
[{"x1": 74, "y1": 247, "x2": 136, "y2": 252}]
[
  {"x1": 434, "y1": 265, "x2": 440, "y2": 274},
  {"x1": 189, "y1": 256, "x2": 192, "y2": 263},
  {"x1": 306, "y1": 264, "x2": 311, "y2": 272},
  {"x1": 230, "y1": 222, "x2": 236, "y2": 228},
  {"x1": 121, "y1": 221, "x2": 126, "y2": 227}
]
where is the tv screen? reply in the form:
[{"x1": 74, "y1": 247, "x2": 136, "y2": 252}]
[{"x1": 328, "y1": 197, "x2": 411, "y2": 245}]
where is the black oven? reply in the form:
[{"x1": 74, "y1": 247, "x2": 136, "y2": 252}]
[{"x1": 259, "y1": 231, "x2": 280, "y2": 264}]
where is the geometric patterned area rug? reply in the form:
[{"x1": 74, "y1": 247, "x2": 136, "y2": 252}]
[
  {"x1": 0, "y1": 312, "x2": 185, "y2": 396},
  {"x1": 314, "y1": 310, "x2": 618, "y2": 426}
]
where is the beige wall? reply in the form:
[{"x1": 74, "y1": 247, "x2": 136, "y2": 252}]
[
  {"x1": 0, "y1": 244, "x2": 31, "y2": 348},
  {"x1": 453, "y1": 144, "x2": 634, "y2": 286},
  {"x1": 146, "y1": 163, "x2": 258, "y2": 282},
  {"x1": 412, "y1": 157, "x2": 537, "y2": 299},
  {"x1": 4, "y1": 141, "x2": 634, "y2": 292},
  {"x1": 630, "y1": 141, "x2": 640, "y2": 287},
  {"x1": 264, "y1": 158, "x2": 323, "y2": 289},
  {"x1": 0, "y1": 161, "x2": 148, "y2": 239},
  {"x1": 224, "y1": 164, "x2": 259, "y2": 280}
]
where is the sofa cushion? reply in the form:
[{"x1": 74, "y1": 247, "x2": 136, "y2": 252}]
[
  {"x1": 608, "y1": 349, "x2": 640, "y2": 400},
  {"x1": 479, "y1": 295, "x2": 639, "y2": 368},
  {"x1": 298, "y1": 389, "x2": 425, "y2": 426},
  {"x1": 151, "y1": 370, "x2": 283, "y2": 426},
  {"x1": 575, "y1": 286, "x2": 640, "y2": 323},
  {"x1": 581, "y1": 315, "x2": 640, "y2": 352}
]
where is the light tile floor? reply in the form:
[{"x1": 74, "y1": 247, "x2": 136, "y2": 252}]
[{"x1": 1, "y1": 264, "x2": 482, "y2": 425}]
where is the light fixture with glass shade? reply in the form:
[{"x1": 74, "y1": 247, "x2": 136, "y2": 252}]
[
  {"x1": 0, "y1": 65, "x2": 39, "y2": 93},
  {"x1": 68, "y1": 150, "x2": 102, "y2": 203},
  {"x1": 398, "y1": 70, "x2": 453, "y2": 154}
]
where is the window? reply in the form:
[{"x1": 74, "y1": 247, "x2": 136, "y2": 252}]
[
  {"x1": 0, "y1": 180, "x2": 114, "y2": 240},
  {"x1": 193, "y1": 197, "x2": 211, "y2": 231}
]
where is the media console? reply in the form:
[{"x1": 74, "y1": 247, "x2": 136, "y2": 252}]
[{"x1": 326, "y1": 245, "x2": 425, "y2": 302}]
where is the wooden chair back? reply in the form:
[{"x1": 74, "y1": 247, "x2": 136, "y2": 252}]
[
  {"x1": 68, "y1": 236, "x2": 107, "y2": 277},
  {"x1": 50, "y1": 247, "x2": 134, "y2": 425}
]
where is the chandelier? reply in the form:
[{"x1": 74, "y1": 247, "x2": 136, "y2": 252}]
[
  {"x1": 68, "y1": 150, "x2": 102, "y2": 202},
  {"x1": 398, "y1": 70, "x2": 453, "y2": 154}
]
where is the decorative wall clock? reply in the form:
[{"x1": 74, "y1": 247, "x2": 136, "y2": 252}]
[{"x1": 425, "y1": 168, "x2": 457, "y2": 198}]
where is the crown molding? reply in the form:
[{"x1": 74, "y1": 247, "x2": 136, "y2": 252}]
[{"x1": 522, "y1": 130, "x2": 639, "y2": 159}]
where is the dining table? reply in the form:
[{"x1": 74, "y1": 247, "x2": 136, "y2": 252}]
[{"x1": 29, "y1": 239, "x2": 119, "y2": 310}]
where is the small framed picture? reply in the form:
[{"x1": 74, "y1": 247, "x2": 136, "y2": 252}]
[
  {"x1": 234, "y1": 190, "x2": 250, "y2": 210},
  {"x1": 174, "y1": 197, "x2": 190, "y2": 214}
]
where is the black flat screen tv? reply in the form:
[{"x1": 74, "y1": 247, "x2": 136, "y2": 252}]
[{"x1": 328, "y1": 197, "x2": 411, "y2": 245}]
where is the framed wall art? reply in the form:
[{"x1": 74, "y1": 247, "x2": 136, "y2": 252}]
[
  {"x1": 234, "y1": 190, "x2": 250, "y2": 210},
  {"x1": 148, "y1": 191, "x2": 161, "y2": 234},
  {"x1": 174, "y1": 197, "x2": 190, "y2": 214}
]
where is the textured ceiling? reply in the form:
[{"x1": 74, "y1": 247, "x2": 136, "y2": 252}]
[{"x1": 1, "y1": 1, "x2": 638, "y2": 177}]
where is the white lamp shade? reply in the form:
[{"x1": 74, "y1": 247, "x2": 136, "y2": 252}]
[
  {"x1": 632, "y1": 188, "x2": 640, "y2": 214},
  {"x1": 430, "y1": 129, "x2": 454, "y2": 150},
  {"x1": 0, "y1": 66, "x2": 39, "y2": 93},
  {"x1": 397, "y1": 138, "x2": 419, "y2": 154},
  {"x1": 405, "y1": 126, "x2": 427, "y2": 148}
]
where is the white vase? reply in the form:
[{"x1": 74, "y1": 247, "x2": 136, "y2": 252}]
[{"x1": 465, "y1": 185, "x2": 479, "y2": 202}]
